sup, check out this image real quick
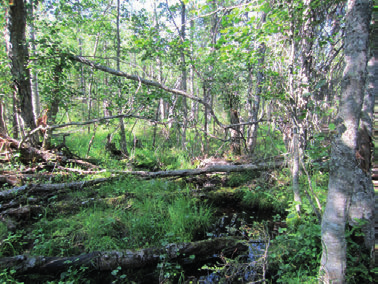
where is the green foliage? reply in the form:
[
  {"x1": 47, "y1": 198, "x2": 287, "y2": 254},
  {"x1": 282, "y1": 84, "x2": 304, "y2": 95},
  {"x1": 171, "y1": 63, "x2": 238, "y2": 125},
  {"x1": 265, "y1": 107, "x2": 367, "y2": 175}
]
[
  {"x1": 240, "y1": 185, "x2": 288, "y2": 214},
  {"x1": 0, "y1": 229, "x2": 26, "y2": 257},
  {"x1": 239, "y1": 169, "x2": 291, "y2": 214},
  {"x1": 201, "y1": 222, "x2": 269, "y2": 283},
  {"x1": 0, "y1": 269, "x2": 23, "y2": 284},
  {"x1": 58, "y1": 264, "x2": 90, "y2": 284},
  {"x1": 345, "y1": 221, "x2": 374, "y2": 283},
  {"x1": 268, "y1": 215, "x2": 322, "y2": 282},
  {"x1": 227, "y1": 172, "x2": 258, "y2": 187},
  {"x1": 26, "y1": 178, "x2": 212, "y2": 257}
]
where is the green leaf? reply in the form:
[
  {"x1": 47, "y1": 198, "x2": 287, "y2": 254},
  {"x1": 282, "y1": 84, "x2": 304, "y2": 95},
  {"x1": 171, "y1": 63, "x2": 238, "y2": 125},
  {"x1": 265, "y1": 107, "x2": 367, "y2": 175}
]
[{"x1": 328, "y1": 123, "x2": 335, "y2": 131}]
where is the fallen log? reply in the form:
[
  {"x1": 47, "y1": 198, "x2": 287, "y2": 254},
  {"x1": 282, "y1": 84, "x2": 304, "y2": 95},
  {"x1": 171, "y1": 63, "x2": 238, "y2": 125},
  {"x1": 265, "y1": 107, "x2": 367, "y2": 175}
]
[
  {"x1": 0, "y1": 159, "x2": 283, "y2": 202},
  {"x1": 0, "y1": 177, "x2": 115, "y2": 202},
  {"x1": 113, "y1": 159, "x2": 284, "y2": 179},
  {"x1": 1, "y1": 205, "x2": 43, "y2": 220},
  {"x1": 0, "y1": 237, "x2": 248, "y2": 274}
]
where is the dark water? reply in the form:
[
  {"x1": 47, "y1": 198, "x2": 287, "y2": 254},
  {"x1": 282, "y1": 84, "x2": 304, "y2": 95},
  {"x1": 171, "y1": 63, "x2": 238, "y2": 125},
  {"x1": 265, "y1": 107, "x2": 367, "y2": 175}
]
[{"x1": 184, "y1": 210, "x2": 269, "y2": 284}]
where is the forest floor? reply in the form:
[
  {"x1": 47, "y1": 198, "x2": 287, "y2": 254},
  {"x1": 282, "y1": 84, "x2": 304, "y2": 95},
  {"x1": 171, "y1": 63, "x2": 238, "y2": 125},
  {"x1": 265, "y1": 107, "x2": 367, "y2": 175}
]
[{"x1": 0, "y1": 133, "x2": 292, "y2": 283}]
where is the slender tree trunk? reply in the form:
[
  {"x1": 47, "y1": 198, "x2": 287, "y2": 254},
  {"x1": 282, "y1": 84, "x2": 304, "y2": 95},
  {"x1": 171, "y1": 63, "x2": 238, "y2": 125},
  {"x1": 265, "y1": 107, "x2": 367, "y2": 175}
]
[
  {"x1": 287, "y1": 2, "x2": 303, "y2": 215},
  {"x1": 320, "y1": 1, "x2": 372, "y2": 282},
  {"x1": 5, "y1": 0, "x2": 38, "y2": 145},
  {"x1": 0, "y1": 99, "x2": 7, "y2": 136},
  {"x1": 180, "y1": 1, "x2": 188, "y2": 149},
  {"x1": 28, "y1": 0, "x2": 40, "y2": 118},
  {"x1": 102, "y1": 43, "x2": 112, "y2": 117},
  {"x1": 42, "y1": 63, "x2": 62, "y2": 150},
  {"x1": 203, "y1": 84, "x2": 209, "y2": 154},
  {"x1": 78, "y1": 35, "x2": 86, "y2": 119},
  {"x1": 247, "y1": 12, "x2": 266, "y2": 154},
  {"x1": 291, "y1": 129, "x2": 302, "y2": 213},
  {"x1": 230, "y1": 109, "x2": 241, "y2": 155},
  {"x1": 116, "y1": 0, "x2": 128, "y2": 156},
  {"x1": 12, "y1": 92, "x2": 19, "y2": 139},
  {"x1": 86, "y1": 3, "x2": 111, "y2": 133}
]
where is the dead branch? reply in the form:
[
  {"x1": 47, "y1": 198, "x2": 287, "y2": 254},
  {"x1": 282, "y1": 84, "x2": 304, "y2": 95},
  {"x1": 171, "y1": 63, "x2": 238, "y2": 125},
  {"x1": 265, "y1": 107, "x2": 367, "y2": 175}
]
[
  {"x1": 0, "y1": 178, "x2": 114, "y2": 202},
  {"x1": 47, "y1": 113, "x2": 162, "y2": 130}
]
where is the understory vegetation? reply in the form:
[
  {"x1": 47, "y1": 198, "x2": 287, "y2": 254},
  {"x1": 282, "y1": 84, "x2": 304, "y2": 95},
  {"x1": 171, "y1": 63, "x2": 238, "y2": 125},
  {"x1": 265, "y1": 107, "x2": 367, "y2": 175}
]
[
  {"x1": 0, "y1": 124, "x2": 347, "y2": 284},
  {"x1": 1, "y1": 0, "x2": 375, "y2": 283}
]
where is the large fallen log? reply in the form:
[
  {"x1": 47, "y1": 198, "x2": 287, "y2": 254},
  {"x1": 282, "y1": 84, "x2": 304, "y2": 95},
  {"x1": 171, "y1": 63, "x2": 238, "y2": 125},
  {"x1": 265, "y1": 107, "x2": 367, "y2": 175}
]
[
  {"x1": 0, "y1": 237, "x2": 248, "y2": 275},
  {"x1": 114, "y1": 159, "x2": 284, "y2": 179}
]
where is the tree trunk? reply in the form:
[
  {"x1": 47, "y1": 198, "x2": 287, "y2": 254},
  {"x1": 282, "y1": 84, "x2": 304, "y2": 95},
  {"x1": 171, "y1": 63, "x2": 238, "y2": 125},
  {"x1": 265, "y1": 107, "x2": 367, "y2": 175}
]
[
  {"x1": 203, "y1": 84, "x2": 209, "y2": 154},
  {"x1": 230, "y1": 109, "x2": 241, "y2": 155},
  {"x1": 28, "y1": 0, "x2": 40, "y2": 118},
  {"x1": 116, "y1": 0, "x2": 128, "y2": 156},
  {"x1": 320, "y1": 1, "x2": 372, "y2": 282},
  {"x1": 180, "y1": 1, "x2": 188, "y2": 149},
  {"x1": 5, "y1": 0, "x2": 38, "y2": 145},
  {"x1": 247, "y1": 12, "x2": 266, "y2": 154},
  {"x1": 347, "y1": 5, "x2": 377, "y2": 266},
  {"x1": 12, "y1": 92, "x2": 19, "y2": 138},
  {"x1": 291, "y1": 130, "x2": 302, "y2": 214},
  {"x1": 0, "y1": 99, "x2": 7, "y2": 135}
]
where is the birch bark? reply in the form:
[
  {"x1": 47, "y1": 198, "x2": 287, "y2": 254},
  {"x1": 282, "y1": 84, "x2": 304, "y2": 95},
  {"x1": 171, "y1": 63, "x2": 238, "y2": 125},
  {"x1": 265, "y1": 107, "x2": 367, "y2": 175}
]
[{"x1": 320, "y1": 1, "x2": 372, "y2": 282}]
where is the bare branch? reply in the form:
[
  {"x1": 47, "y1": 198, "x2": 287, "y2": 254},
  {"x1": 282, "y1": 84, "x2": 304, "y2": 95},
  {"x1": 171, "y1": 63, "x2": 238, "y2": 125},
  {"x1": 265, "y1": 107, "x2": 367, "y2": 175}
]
[{"x1": 46, "y1": 114, "x2": 169, "y2": 130}]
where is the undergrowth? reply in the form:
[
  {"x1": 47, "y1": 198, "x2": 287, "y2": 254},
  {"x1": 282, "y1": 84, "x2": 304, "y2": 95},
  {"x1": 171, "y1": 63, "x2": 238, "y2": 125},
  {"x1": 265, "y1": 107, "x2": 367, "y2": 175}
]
[
  {"x1": 26, "y1": 178, "x2": 214, "y2": 257},
  {"x1": 3, "y1": 123, "x2": 365, "y2": 283}
]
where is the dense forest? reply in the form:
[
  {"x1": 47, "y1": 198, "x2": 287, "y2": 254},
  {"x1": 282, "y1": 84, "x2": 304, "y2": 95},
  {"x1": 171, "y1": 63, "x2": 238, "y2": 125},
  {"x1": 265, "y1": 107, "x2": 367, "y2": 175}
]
[{"x1": 0, "y1": 0, "x2": 376, "y2": 283}]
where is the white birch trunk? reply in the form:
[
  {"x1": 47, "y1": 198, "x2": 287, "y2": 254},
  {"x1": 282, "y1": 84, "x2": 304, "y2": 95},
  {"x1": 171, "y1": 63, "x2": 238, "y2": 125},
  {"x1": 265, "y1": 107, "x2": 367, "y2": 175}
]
[{"x1": 320, "y1": 1, "x2": 372, "y2": 282}]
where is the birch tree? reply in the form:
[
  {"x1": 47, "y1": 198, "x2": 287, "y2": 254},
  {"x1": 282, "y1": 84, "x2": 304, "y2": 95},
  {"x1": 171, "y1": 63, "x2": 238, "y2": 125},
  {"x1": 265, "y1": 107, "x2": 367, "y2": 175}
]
[{"x1": 319, "y1": 0, "x2": 373, "y2": 282}]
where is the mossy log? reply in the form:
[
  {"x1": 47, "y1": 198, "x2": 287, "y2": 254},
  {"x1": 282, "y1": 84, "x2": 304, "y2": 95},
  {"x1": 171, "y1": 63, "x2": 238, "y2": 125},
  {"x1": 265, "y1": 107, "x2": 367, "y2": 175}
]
[{"x1": 0, "y1": 237, "x2": 248, "y2": 275}]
